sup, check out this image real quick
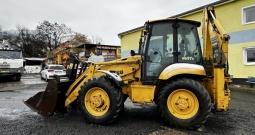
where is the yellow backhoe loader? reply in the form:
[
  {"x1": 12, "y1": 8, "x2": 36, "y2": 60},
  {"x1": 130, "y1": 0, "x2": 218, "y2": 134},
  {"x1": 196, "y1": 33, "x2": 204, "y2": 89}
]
[{"x1": 24, "y1": 6, "x2": 231, "y2": 129}]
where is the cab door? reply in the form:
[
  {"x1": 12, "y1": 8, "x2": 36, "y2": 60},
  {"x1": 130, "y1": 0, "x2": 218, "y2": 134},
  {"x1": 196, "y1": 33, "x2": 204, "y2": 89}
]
[{"x1": 142, "y1": 22, "x2": 174, "y2": 85}]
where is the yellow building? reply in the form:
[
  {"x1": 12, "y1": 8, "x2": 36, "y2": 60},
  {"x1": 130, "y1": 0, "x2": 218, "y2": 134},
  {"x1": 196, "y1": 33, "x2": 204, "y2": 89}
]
[
  {"x1": 52, "y1": 41, "x2": 72, "y2": 66},
  {"x1": 118, "y1": 0, "x2": 255, "y2": 84}
]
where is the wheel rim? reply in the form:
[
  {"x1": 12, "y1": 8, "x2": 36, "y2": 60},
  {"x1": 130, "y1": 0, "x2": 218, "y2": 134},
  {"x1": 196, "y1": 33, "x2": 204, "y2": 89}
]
[
  {"x1": 167, "y1": 89, "x2": 199, "y2": 119},
  {"x1": 84, "y1": 87, "x2": 110, "y2": 116}
]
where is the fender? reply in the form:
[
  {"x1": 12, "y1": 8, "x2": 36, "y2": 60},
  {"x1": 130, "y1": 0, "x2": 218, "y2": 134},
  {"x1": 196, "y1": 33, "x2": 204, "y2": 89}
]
[
  {"x1": 159, "y1": 63, "x2": 206, "y2": 80},
  {"x1": 64, "y1": 69, "x2": 124, "y2": 107},
  {"x1": 97, "y1": 70, "x2": 124, "y2": 87}
]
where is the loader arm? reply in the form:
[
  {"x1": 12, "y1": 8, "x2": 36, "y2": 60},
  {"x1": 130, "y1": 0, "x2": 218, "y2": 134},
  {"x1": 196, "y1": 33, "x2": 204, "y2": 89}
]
[{"x1": 202, "y1": 6, "x2": 231, "y2": 111}]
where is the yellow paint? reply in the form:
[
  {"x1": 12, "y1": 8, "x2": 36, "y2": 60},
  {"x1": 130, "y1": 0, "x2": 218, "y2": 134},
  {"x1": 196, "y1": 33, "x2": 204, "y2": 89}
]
[
  {"x1": 204, "y1": 68, "x2": 230, "y2": 111},
  {"x1": 84, "y1": 87, "x2": 110, "y2": 116},
  {"x1": 167, "y1": 89, "x2": 199, "y2": 119},
  {"x1": 65, "y1": 56, "x2": 142, "y2": 106},
  {"x1": 65, "y1": 63, "x2": 97, "y2": 106},
  {"x1": 128, "y1": 85, "x2": 155, "y2": 103}
]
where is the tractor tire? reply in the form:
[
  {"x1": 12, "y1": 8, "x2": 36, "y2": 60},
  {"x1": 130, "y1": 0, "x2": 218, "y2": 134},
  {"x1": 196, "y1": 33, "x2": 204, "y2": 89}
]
[
  {"x1": 157, "y1": 78, "x2": 212, "y2": 129},
  {"x1": 78, "y1": 76, "x2": 123, "y2": 125},
  {"x1": 122, "y1": 94, "x2": 128, "y2": 103}
]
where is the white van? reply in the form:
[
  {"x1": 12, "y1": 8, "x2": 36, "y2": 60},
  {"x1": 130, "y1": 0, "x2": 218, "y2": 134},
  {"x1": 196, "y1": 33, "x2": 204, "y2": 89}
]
[{"x1": 24, "y1": 58, "x2": 45, "y2": 73}]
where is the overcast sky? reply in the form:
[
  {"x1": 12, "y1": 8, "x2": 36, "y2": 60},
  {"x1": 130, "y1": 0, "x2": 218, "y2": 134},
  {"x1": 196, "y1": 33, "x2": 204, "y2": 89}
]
[{"x1": 0, "y1": 0, "x2": 218, "y2": 45}]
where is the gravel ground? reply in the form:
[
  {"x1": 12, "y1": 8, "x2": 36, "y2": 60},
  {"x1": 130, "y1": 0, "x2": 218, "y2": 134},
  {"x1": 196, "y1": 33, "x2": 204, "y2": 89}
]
[{"x1": 0, "y1": 76, "x2": 255, "y2": 135}]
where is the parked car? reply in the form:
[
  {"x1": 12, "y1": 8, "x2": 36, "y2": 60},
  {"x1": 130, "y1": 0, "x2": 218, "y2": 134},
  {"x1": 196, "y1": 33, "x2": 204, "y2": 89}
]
[{"x1": 40, "y1": 64, "x2": 66, "y2": 81}]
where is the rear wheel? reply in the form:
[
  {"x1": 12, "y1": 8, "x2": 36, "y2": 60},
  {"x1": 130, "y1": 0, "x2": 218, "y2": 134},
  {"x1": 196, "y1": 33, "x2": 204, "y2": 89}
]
[
  {"x1": 78, "y1": 77, "x2": 123, "y2": 124},
  {"x1": 157, "y1": 78, "x2": 212, "y2": 129}
]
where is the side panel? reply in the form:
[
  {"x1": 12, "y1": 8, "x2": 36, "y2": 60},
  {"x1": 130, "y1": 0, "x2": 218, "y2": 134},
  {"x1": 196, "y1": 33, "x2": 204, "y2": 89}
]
[
  {"x1": 24, "y1": 65, "x2": 42, "y2": 73},
  {"x1": 128, "y1": 85, "x2": 155, "y2": 103}
]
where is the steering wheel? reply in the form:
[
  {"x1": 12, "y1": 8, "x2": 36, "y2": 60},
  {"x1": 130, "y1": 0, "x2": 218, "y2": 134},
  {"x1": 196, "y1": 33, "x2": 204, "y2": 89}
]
[{"x1": 152, "y1": 48, "x2": 163, "y2": 62}]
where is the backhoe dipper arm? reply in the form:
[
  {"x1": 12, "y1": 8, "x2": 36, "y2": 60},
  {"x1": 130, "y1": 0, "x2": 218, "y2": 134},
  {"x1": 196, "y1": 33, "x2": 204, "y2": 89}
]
[
  {"x1": 203, "y1": 6, "x2": 230, "y2": 67},
  {"x1": 202, "y1": 6, "x2": 231, "y2": 111}
]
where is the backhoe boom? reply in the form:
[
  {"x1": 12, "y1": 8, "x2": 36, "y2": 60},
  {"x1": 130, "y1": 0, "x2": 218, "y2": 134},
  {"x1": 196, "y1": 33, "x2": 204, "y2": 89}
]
[{"x1": 202, "y1": 6, "x2": 231, "y2": 111}]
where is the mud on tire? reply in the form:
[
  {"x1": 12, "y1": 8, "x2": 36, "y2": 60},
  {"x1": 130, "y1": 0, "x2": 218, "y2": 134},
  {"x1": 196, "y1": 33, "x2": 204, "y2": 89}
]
[
  {"x1": 157, "y1": 78, "x2": 212, "y2": 129},
  {"x1": 78, "y1": 76, "x2": 123, "y2": 124}
]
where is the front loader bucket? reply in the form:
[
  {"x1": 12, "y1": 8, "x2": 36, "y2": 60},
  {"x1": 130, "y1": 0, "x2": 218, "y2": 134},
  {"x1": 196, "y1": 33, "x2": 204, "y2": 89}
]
[{"x1": 23, "y1": 80, "x2": 58, "y2": 117}]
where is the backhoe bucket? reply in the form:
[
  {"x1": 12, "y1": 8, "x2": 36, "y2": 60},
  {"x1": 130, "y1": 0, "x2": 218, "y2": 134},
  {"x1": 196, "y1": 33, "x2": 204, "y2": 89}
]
[{"x1": 23, "y1": 80, "x2": 58, "y2": 117}]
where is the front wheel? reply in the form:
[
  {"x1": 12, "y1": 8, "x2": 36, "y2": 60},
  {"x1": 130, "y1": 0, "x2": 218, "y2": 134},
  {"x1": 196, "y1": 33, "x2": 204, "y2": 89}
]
[
  {"x1": 78, "y1": 77, "x2": 123, "y2": 124},
  {"x1": 15, "y1": 74, "x2": 21, "y2": 81},
  {"x1": 157, "y1": 78, "x2": 212, "y2": 129}
]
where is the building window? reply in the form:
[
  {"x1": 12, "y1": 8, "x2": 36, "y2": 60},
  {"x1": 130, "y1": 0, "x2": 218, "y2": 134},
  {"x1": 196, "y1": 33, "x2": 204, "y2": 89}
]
[
  {"x1": 242, "y1": 4, "x2": 255, "y2": 24},
  {"x1": 243, "y1": 47, "x2": 255, "y2": 65},
  {"x1": 97, "y1": 49, "x2": 102, "y2": 55}
]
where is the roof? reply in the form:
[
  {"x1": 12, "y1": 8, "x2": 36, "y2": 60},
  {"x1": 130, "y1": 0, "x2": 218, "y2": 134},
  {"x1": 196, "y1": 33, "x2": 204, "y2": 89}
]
[
  {"x1": 170, "y1": 0, "x2": 235, "y2": 18},
  {"x1": 75, "y1": 43, "x2": 120, "y2": 48},
  {"x1": 118, "y1": 0, "x2": 235, "y2": 37},
  {"x1": 24, "y1": 57, "x2": 45, "y2": 61},
  {"x1": 47, "y1": 64, "x2": 65, "y2": 66},
  {"x1": 148, "y1": 18, "x2": 201, "y2": 26},
  {"x1": 117, "y1": 26, "x2": 144, "y2": 38}
]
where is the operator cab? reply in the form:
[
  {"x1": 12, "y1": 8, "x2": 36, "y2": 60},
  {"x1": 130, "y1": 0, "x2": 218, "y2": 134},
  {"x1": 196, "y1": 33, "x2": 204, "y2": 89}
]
[{"x1": 139, "y1": 18, "x2": 203, "y2": 84}]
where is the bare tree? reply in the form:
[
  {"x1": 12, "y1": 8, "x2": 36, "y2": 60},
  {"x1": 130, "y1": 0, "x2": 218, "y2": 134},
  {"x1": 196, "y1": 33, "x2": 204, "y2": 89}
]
[
  {"x1": 0, "y1": 25, "x2": 2, "y2": 40},
  {"x1": 5, "y1": 26, "x2": 46, "y2": 57},
  {"x1": 36, "y1": 21, "x2": 73, "y2": 51},
  {"x1": 91, "y1": 35, "x2": 104, "y2": 44},
  {"x1": 0, "y1": 25, "x2": 9, "y2": 40}
]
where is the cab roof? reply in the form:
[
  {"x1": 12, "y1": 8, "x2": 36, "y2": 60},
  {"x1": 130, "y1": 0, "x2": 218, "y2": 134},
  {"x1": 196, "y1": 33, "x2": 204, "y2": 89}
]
[
  {"x1": 118, "y1": 18, "x2": 201, "y2": 37},
  {"x1": 147, "y1": 18, "x2": 201, "y2": 27}
]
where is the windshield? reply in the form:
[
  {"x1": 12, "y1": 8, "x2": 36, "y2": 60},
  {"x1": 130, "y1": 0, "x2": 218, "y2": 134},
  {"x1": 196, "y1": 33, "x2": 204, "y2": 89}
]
[
  {"x1": 25, "y1": 60, "x2": 43, "y2": 66},
  {"x1": 49, "y1": 65, "x2": 65, "y2": 70},
  {"x1": 0, "y1": 50, "x2": 23, "y2": 59}
]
